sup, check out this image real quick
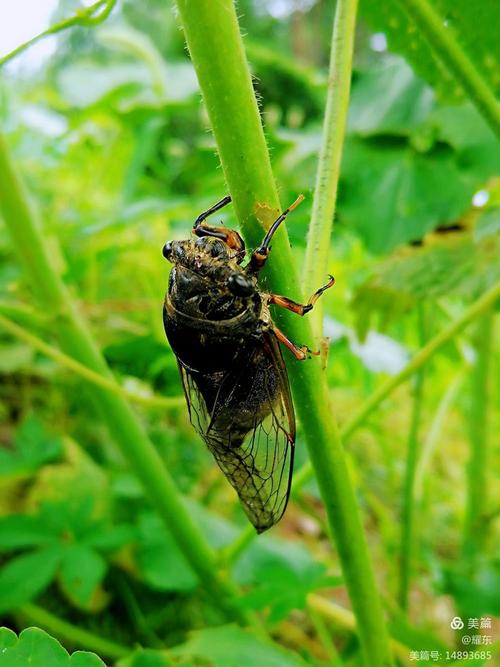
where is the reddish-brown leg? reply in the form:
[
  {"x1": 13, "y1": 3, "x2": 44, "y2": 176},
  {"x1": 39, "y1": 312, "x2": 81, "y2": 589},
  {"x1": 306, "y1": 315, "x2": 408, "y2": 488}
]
[
  {"x1": 268, "y1": 275, "x2": 335, "y2": 315},
  {"x1": 272, "y1": 325, "x2": 320, "y2": 361}
]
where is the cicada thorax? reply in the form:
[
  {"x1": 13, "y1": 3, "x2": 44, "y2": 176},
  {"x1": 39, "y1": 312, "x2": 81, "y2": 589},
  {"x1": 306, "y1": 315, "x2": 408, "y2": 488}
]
[{"x1": 164, "y1": 265, "x2": 278, "y2": 450}]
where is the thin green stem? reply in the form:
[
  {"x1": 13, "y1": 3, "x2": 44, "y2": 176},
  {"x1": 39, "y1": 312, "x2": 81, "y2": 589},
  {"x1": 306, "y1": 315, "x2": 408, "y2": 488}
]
[
  {"x1": 0, "y1": 0, "x2": 117, "y2": 67},
  {"x1": 414, "y1": 371, "x2": 464, "y2": 502},
  {"x1": 462, "y1": 311, "x2": 494, "y2": 567},
  {"x1": 0, "y1": 133, "x2": 251, "y2": 625},
  {"x1": 0, "y1": 311, "x2": 184, "y2": 410},
  {"x1": 307, "y1": 594, "x2": 410, "y2": 664},
  {"x1": 224, "y1": 281, "x2": 500, "y2": 562},
  {"x1": 303, "y1": 0, "x2": 358, "y2": 335},
  {"x1": 175, "y1": 2, "x2": 392, "y2": 665},
  {"x1": 17, "y1": 603, "x2": 130, "y2": 660},
  {"x1": 397, "y1": 0, "x2": 500, "y2": 137},
  {"x1": 308, "y1": 603, "x2": 345, "y2": 666},
  {"x1": 399, "y1": 305, "x2": 426, "y2": 610}
]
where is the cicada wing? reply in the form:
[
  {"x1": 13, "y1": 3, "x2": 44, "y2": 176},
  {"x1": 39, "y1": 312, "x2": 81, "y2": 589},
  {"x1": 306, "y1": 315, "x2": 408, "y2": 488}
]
[{"x1": 178, "y1": 334, "x2": 295, "y2": 533}]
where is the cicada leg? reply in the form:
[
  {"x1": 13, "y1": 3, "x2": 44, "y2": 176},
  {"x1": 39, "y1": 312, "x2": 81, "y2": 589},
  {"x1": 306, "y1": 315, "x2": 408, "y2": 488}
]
[
  {"x1": 247, "y1": 195, "x2": 304, "y2": 272},
  {"x1": 268, "y1": 275, "x2": 335, "y2": 315},
  {"x1": 269, "y1": 275, "x2": 335, "y2": 360},
  {"x1": 272, "y1": 325, "x2": 319, "y2": 360},
  {"x1": 192, "y1": 195, "x2": 245, "y2": 253}
]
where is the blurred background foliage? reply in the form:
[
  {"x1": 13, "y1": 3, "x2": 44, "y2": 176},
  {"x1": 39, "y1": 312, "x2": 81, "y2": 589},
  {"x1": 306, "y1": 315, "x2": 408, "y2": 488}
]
[{"x1": 0, "y1": 0, "x2": 499, "y2": 665}]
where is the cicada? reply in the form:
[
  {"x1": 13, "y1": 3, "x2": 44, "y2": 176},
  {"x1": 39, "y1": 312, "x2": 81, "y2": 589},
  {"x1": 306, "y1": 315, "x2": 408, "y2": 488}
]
[{"x1": 162, "y1": 195, "x2": 334, "y2": 533}]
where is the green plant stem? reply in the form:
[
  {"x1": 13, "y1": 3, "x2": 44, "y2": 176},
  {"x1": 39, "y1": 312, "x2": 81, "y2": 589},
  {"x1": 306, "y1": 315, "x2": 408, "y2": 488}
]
[
  {"x1": 303, "y1": 0, "x2": 358, "y2": 335},
  {"x1": 0, "y1": 311, "x2": 184, "y2": 410},
  {"x1": 0, "y1": 0, "x2": 117, "y2": 67},
  {"x1": 308, "y1": 603, "x2": 345, "y2": 666},
  {"x1": 462, "y1": 311, "x2": 494, "y2": 566},
  {"x1": 175, "y1": 2, "x2": 392, "y2": 665},
  {"x1": 17, "y1": 603, "x2": 130, "y2": 659},
  {"x1": 223, "y1": 280, "x2": 500, "y2": 562},
  {"x1": 307, "y1": 594, "x2": 410, "y2": 664},
  {"x1": 414, "y1": 371, "x2": 464, "y2": 502},
  {"x1": 398, "y1": 305, "x2": 426, "y2": 610},
  {"x1": 0, "y1": 133, "x2": 251, "y2": 625},
  {"x1": 397, "y1": 0, "x2": 500, "y2": 137}
]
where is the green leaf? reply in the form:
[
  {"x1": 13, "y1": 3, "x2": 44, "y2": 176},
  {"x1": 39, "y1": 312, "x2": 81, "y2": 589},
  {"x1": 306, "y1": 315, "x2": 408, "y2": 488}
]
[
  {"x1": 348, "y1": 58, "x2": 435, "y2": 136},
  {"x1": 170, "y1": 625, "x2": 308, "y2": 667},
  {"x1": 83, "y1": 523, "x2": 136, "y2": 552},
  {"x1": 442, "y1": 563, "x2": 500, "y2": 616},
  {"x1": 351, "y1": 222, "x2": 500, "y2": 336},
  {"x1": 0, "y1": 627, "x2": 68, "y2": 667},
  {"x1": 0, "y1": 548, "x2": 62, "y2": 614},
  {"x1": 0, "y1": 514, "x2": 56, "y2": 552},
  {"x1": 233, "y1": 539, "x2": 335, "y2": 623},
  {"x1": 340, "y1": 136, "x2": 472, "y2": 253},
  {"x1": 0, "y1": 343, "x2": 33, "y2": 373},
  {"x1": 0, "y1": 417, "x2": 63, "y2": 478},
  {"x1": 360, "y1": 0, "x2": 499, "y2": 101},
  {"x1": 136, "y1": 513, "x2": 198, "y2": 592},
  {"x1": 0, "y1": 627, "x2": 17, "y2": 649},
  {"x1": 59, "y1": 545, "x2": 108, "y2": 612},
  {"x1": 0, "y1": 627, "x2": 106, "y2": 667},
  {"x1": 117, "y1": 649, "x2": 174, "y2": 667},
  {"x1": 69, "y1": 652, "x2": 107, "y2": 667}
]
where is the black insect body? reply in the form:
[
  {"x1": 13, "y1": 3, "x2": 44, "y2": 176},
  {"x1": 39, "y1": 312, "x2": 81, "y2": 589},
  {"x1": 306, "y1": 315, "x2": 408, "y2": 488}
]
[{"x1": 162, "y1": 195, "x2": 334, "y2": 532}]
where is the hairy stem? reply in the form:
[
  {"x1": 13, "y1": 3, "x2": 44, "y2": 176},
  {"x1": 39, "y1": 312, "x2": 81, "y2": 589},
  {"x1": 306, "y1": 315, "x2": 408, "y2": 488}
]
[
  {"x1": 175, "y1": 2, "x2": 392, "y2": 664},
  {"x1": 303, "y1": 0, "x2": 358, "y2": 335},
  {"x1": 397, "y1": 0, "x2": 500, "y2": 137}
]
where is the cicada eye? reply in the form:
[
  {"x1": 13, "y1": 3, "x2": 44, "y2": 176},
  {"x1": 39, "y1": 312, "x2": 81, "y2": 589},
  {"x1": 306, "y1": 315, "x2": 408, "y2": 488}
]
[
  {"x1": 228, "y1": 273, "x2": 253, "y2": 296},
  {"x1": 162, "y1": 241, "x2": 173, "y2": 260}
]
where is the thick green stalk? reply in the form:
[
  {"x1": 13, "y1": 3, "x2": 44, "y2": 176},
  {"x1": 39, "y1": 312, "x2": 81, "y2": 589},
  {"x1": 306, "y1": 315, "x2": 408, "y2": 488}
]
[
  {"x1": 175, "y1": 2, "x2": 392, "y2": 665},
  {"x1": 462, "y1": 312, "x2": 494, "y2": 566},
  {"x1": 397, "y1": 0, "x2": 500, "y2": 137},
  {"x1": 398, "y1": 305, "x2": 426, "y2": 610},
  {"x1": 0, "y1": 133, "x2": 249, "y2": 624},
  {"x1": 0, "y1": 312, "x2": 184, "y2": 410},
  {"x1": 303, "y1": 0, "x2": 358, "y2": 335},
  {"x1": 18, "y1": 603, "x2": 130, "y2": 660}
]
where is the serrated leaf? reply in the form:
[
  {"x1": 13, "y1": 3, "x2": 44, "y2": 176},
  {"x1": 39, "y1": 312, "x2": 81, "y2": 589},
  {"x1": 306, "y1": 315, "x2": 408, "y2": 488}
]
[
  {"x1": 0, "y1": 627, "x2": 106, "y2": 667},
  {"x1": 59, "y1": 544, "x2": 108, "y2": 612},
  {"x1": 170, "y1": 625, "x2": 308, "y2": 667},
  {"x1": 0, "y1": 547, "x2": 62, "y2": 614}
]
